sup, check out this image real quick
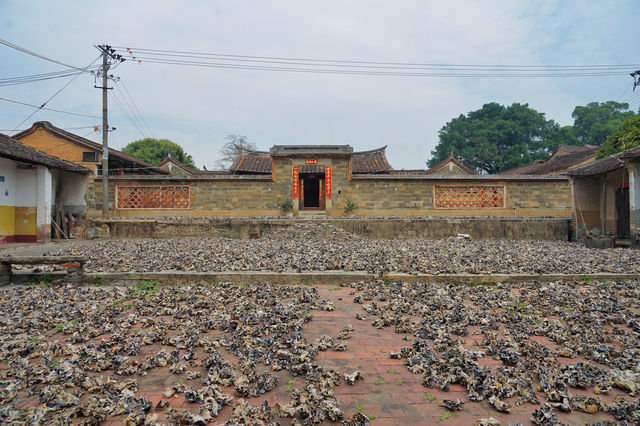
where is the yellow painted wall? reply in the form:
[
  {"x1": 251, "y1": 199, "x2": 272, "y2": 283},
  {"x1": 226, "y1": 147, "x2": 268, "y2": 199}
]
[
  {"x1": 14, "y1": 206, "x2": 36, "y2": 236},
  {"x1": 16, "y1": 128, "x2": 99, "y2": 169},
  {"x1": 0, "y1": 205, "x2": 15, "y2": 237}
]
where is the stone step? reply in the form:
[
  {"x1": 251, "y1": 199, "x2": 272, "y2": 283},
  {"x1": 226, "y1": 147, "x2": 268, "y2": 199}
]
[{"x1": 615, "y1": 239, "x2": 632, "y2": 247}]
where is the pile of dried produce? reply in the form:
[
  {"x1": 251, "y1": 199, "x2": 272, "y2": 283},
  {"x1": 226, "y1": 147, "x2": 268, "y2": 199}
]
[
  {"x1": 351, "y1": 279, "x2": 640, "y2": 424},
  {"x1": 48, "y1": 223, "x2": 640, "y2": 274},
  {"x1": 0, "y1": 282, "x2": 364, "y2": 424}
]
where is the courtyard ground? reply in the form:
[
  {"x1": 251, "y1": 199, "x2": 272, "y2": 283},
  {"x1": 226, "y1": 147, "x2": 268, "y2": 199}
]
[{"x1": 0, "y1": 277, "x2": 638, "y2": 425}]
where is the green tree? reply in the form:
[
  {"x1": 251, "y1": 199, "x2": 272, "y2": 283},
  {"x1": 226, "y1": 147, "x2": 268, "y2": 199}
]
[
  {"x1": 122, "y1": 138, "x2": 196, "y2": 168},
  {"x1": 216, "y1": 135, "x2": 257, "y2": 169},
  {"x1": 571, "y1": 101, "x2": 635, "y2": 146},
  {"x1": 428, "y1": 102, "x2": 563, "y2": 174},
  {"x1": 596, "y1": 114, "x2": 640, "y2": 158}
]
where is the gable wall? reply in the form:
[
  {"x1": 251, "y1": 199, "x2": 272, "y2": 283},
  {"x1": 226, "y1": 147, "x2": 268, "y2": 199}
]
[{"x1": 16, "y1": 129, "x2": 99, "y2": 170}]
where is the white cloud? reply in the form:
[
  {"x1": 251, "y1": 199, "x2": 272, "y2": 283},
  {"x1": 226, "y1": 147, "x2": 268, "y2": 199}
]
[{"x1": 1, "y1": 0, "x2": 638, "y2": 169}]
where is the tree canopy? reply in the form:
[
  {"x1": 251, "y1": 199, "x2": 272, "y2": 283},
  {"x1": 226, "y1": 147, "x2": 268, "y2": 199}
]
[
  {"x1": 596, "y1": 114, "x2": 640, "y2": 159},
  {"x1": 216, "y1": 135, "x2": 257, "y2": 169},
  {"x1": 428, "y1": 102, "x2": 561, "y2": 174},
  {"x1": 122, "y1": 138, "x2": 196, "y2": 168},
  {"x1": 571, "y1": 101, "x2": 635, "y2": 146}
]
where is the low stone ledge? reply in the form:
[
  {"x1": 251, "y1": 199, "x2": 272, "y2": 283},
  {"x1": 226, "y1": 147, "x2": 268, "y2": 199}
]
[{"x1": 8, "y1": 270, "x2": 639, "y2": 286}]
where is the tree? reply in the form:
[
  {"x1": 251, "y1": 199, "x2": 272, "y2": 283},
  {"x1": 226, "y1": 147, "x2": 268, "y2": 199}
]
[
  {"x1": 216, "y1": 135, "x2": 257, "y2": 169},
  {"x1": 571, "y1": 101, "x2": 635, "y2": 146},
  {"x1": 428, "y1": 102, "x2": 563, "y2": 174},
  {"x1": 596, "y1": 114, "x2": 640, "y2": 158},
  {"x1": 122, "y1": 138, "x2": 196, "y2": 168}
]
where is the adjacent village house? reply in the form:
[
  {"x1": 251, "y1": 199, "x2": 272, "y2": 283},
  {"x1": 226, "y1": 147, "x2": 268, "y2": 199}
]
[{"x1": 0, "y1": 133, "x2": 89, "y2": 243}]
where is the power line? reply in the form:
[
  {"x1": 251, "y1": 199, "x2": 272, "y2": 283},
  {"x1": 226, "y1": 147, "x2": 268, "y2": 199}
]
[
  {"x1": 615, "y1": 80, "x2": 634, "y2": 103},
  {"x1": 117, "y1": 79, "x2": 155, "y2": 138},
  {"x1": 115, "y1": 45, "x2": 639, "y2": 70},
  {"x1": 0, "y1": 38, "x2": 94, "y2": 71},
  {"x1": 0, "y1": 125, "x2": 98, "y2": 133},
  {"x1": 0, "y1": 68, "x2": 100, "y2": 87},
  {"x1": 9, "y1": 56, "x2": 101, "y2": 133},
  {"x1": 0, "y1": 96, "x2": 101, "y2": 118},
  {"x1": 113, "y1": 54, "x2": 633, "y2": 78},
  {"x1": 120, "y1": 57, "x2": 633, "y2": 77},
  {"x1": 110, "y1": 89, "x2": 148, "y2": 139}
]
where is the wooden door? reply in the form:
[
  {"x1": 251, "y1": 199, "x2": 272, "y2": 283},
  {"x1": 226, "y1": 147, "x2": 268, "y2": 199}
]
[
  {"x1": 615, "y1": 187, "x2": 630, "y2": 238},
  {"x1": 299, "y1": 178, "x2": 304, "y2": 211},
  {"x1": 319, "y1": 179, "x2": 325, "y2": 210}
]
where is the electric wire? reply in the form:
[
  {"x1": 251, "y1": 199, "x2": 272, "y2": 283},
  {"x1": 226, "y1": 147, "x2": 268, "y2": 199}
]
[
  {"x1": 114, "y1": 45, "x2": 639, "y2": 70},
  {"x1": 111, "y1": 46, "x2": 639, "y2": 78},
  {"x1": 0, "y1": 68, "x2": 100, "y2": 87},
  {"x1": 115, "y1": 56, "x2": 632, "y2": 77},
  {"x1": 615, "y1": 80, "x2": 634, "y2": 103},
  {"x1": 110, "y1": 89, "x2": 148, "y2": 139},
  {"x1": 0, "y1": 38, "x2": 95, "y2": 71},
  {"x1": 627, "y1": 91, "x2": 640, "y2": 110},
  {"x1": 621, "y1": 87, "x2": 640, "y2": 105},
  {"x1": 9, "y1": 56, "x2": 101, "y2": 133},
  {"x1": 0, "y1": 97, "x2": 101, "y2": 118},
  {"x1": 117, "y1": 79, "x2": 155, "y2": 138},
  {"x1": 0, "y1": 125, "x2": 97, "y2": 133},
  {"x1": 111, "y1": 87, "x2": 149, "y2": 139}
]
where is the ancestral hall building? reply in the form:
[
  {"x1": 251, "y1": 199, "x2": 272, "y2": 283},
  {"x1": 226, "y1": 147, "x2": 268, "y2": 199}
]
[
  {"x1": 10, "y1": 121, "x2": 572, "y2": 219},
  {"x1": 103, "y1": 144, "x2": 571, "y2": 218}
]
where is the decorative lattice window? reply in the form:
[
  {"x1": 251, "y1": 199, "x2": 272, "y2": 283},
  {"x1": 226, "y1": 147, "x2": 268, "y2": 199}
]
[
  {"x1": 433, "y1": 185, "x2": 505, "y2": 209},
  {"x1": 116, "y1": 185, "x2": 190, "y2": 210}
]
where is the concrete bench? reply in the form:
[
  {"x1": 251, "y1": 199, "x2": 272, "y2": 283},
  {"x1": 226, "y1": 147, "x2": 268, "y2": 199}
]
[{"x1": 0, "y1": 256, "x2": 88, "y2": 285}]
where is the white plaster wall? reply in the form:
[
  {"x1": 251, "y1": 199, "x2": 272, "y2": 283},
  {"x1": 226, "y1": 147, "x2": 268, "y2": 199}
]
[
  {"x1": 0, "y1": 157, "x2": 17, "y2": 207},
  {"x1": 60, "y1": 171, "x2": 87, "y2": 207},
  {"x1": 15, "y1": 167, "x2": 37, "y2": 207},
  {"x1": 36, "y1": 165, "x2": 52, "y2": 240}
]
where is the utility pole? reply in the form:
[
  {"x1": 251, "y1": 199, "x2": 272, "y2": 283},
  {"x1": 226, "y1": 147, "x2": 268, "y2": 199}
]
[
  {"x1": 95, "y1": 45, "x2": 125, "y2": 217},
  {"x1": 100, "y1": 48, "x2": 109, "y2": 217}
]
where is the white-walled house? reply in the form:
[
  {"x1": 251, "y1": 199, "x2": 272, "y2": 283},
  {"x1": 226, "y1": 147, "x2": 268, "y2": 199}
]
[{"x1": 0, "y1": 133, "x2": 90, "y2": 243}]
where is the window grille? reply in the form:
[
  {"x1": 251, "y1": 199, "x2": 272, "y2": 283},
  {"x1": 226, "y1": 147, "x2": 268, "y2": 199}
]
[
  {"x1": 82, "y1": 151, "x2": 99, "y2": 162},
  {"x1": 433, "y1": 184, "x2": 505, "y2": 209},
  {"x1": 116, "y1": 185, "x2": 190, "y2": 210}
]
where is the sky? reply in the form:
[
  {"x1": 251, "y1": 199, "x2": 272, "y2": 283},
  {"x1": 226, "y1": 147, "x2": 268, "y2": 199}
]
[{"x1": 1, "y1": 0, "x2": 639, "y2": 170}]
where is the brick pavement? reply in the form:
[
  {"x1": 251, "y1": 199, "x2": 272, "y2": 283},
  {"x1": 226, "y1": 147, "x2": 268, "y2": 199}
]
[{"x1": 6, "y1": 283, "x2": 632, "y2": 425}]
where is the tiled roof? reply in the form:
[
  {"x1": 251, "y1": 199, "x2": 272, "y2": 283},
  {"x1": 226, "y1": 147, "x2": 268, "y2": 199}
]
[
  {"x1": 351, "y1": 146, "x2": 392, "y2": 173},
  {"x1": 0, "y1": 133, "x2": 90, "y2": 173},
  {"x1": 157, "y1": 154, "x2": 199, "y2": 175},
  {"x1": 502, "y1": 145, "x2": 597, "y2": 175},
  {"x1": 556, "y1": 144, "x2": 597, "y2": 154},
  {"x1": 501, "y1": 160, "x2": 545, "y2": 175},
  {"x1": 229, "y1": 153, "x2": 272, "y2": 173},
  {"x1": 566, "y1": 145, "x2": 640, "y2": 177},
  {"x1": 424, "y1": 153, "x2": 476, "y2": 175},
  {"x1": 229, "y1": 146, "x2": 393, "y2": 174},
  {"x1": 564, "y1": 154, "x2": 625, "y2": 176},
  {"x1": 620, "y1": 145, "x2": 640, "y2": 159},
  {"x1": 12, "y1": 121, "x2": 167, "y2": 173}
]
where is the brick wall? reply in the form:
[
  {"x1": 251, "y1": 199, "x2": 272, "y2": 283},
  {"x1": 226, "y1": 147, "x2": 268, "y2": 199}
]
[
  {"x1": 16, "y1": 128, "x2": 99, "y2": 170},
  {"x1": 87, "y1": 157, "x2": 571, "y2": 218}
]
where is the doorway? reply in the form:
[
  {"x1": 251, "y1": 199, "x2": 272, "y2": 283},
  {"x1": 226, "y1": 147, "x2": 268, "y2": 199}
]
[
  {"x1": 615, "y1": 186, "x2": 630, "y2": 239},
  {"x1": 299, "y1": 173, "x2": 325, "y2": 210}
]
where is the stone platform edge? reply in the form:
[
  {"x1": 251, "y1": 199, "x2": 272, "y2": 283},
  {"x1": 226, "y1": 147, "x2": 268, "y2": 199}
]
[{"x1": 7, "y1": 270, "x2": 639, "y2": 286}]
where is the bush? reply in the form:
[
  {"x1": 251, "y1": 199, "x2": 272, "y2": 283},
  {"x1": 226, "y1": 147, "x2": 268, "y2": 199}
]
[
  {"x1": 344, "y1": 199, "x2": 357, "y2": 214},
  {"x1": 280, "y1": 199, "x2": 294, "y2": 211}
]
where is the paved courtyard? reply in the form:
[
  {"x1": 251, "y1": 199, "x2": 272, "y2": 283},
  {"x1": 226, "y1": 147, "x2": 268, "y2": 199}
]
[{"x1": 0, "y1": 277, "x2": 638, "y2": 425}]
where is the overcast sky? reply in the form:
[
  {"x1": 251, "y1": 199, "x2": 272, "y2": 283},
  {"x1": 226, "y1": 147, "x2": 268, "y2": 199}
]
[{"x1": 1, "y1": 1, "x2": 639, "y2": 169}]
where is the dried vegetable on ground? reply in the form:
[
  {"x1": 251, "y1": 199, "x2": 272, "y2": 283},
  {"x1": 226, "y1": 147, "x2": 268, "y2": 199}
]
[
  {"x1": 43, "y1": 223, "x2": 640, "y2": 274},
  {"x1": 350, "y1": 279, "x2": 640, "y2": 424},
  {"x1": 0, "y1": 282, "x2": 367, "y2": 425}
]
